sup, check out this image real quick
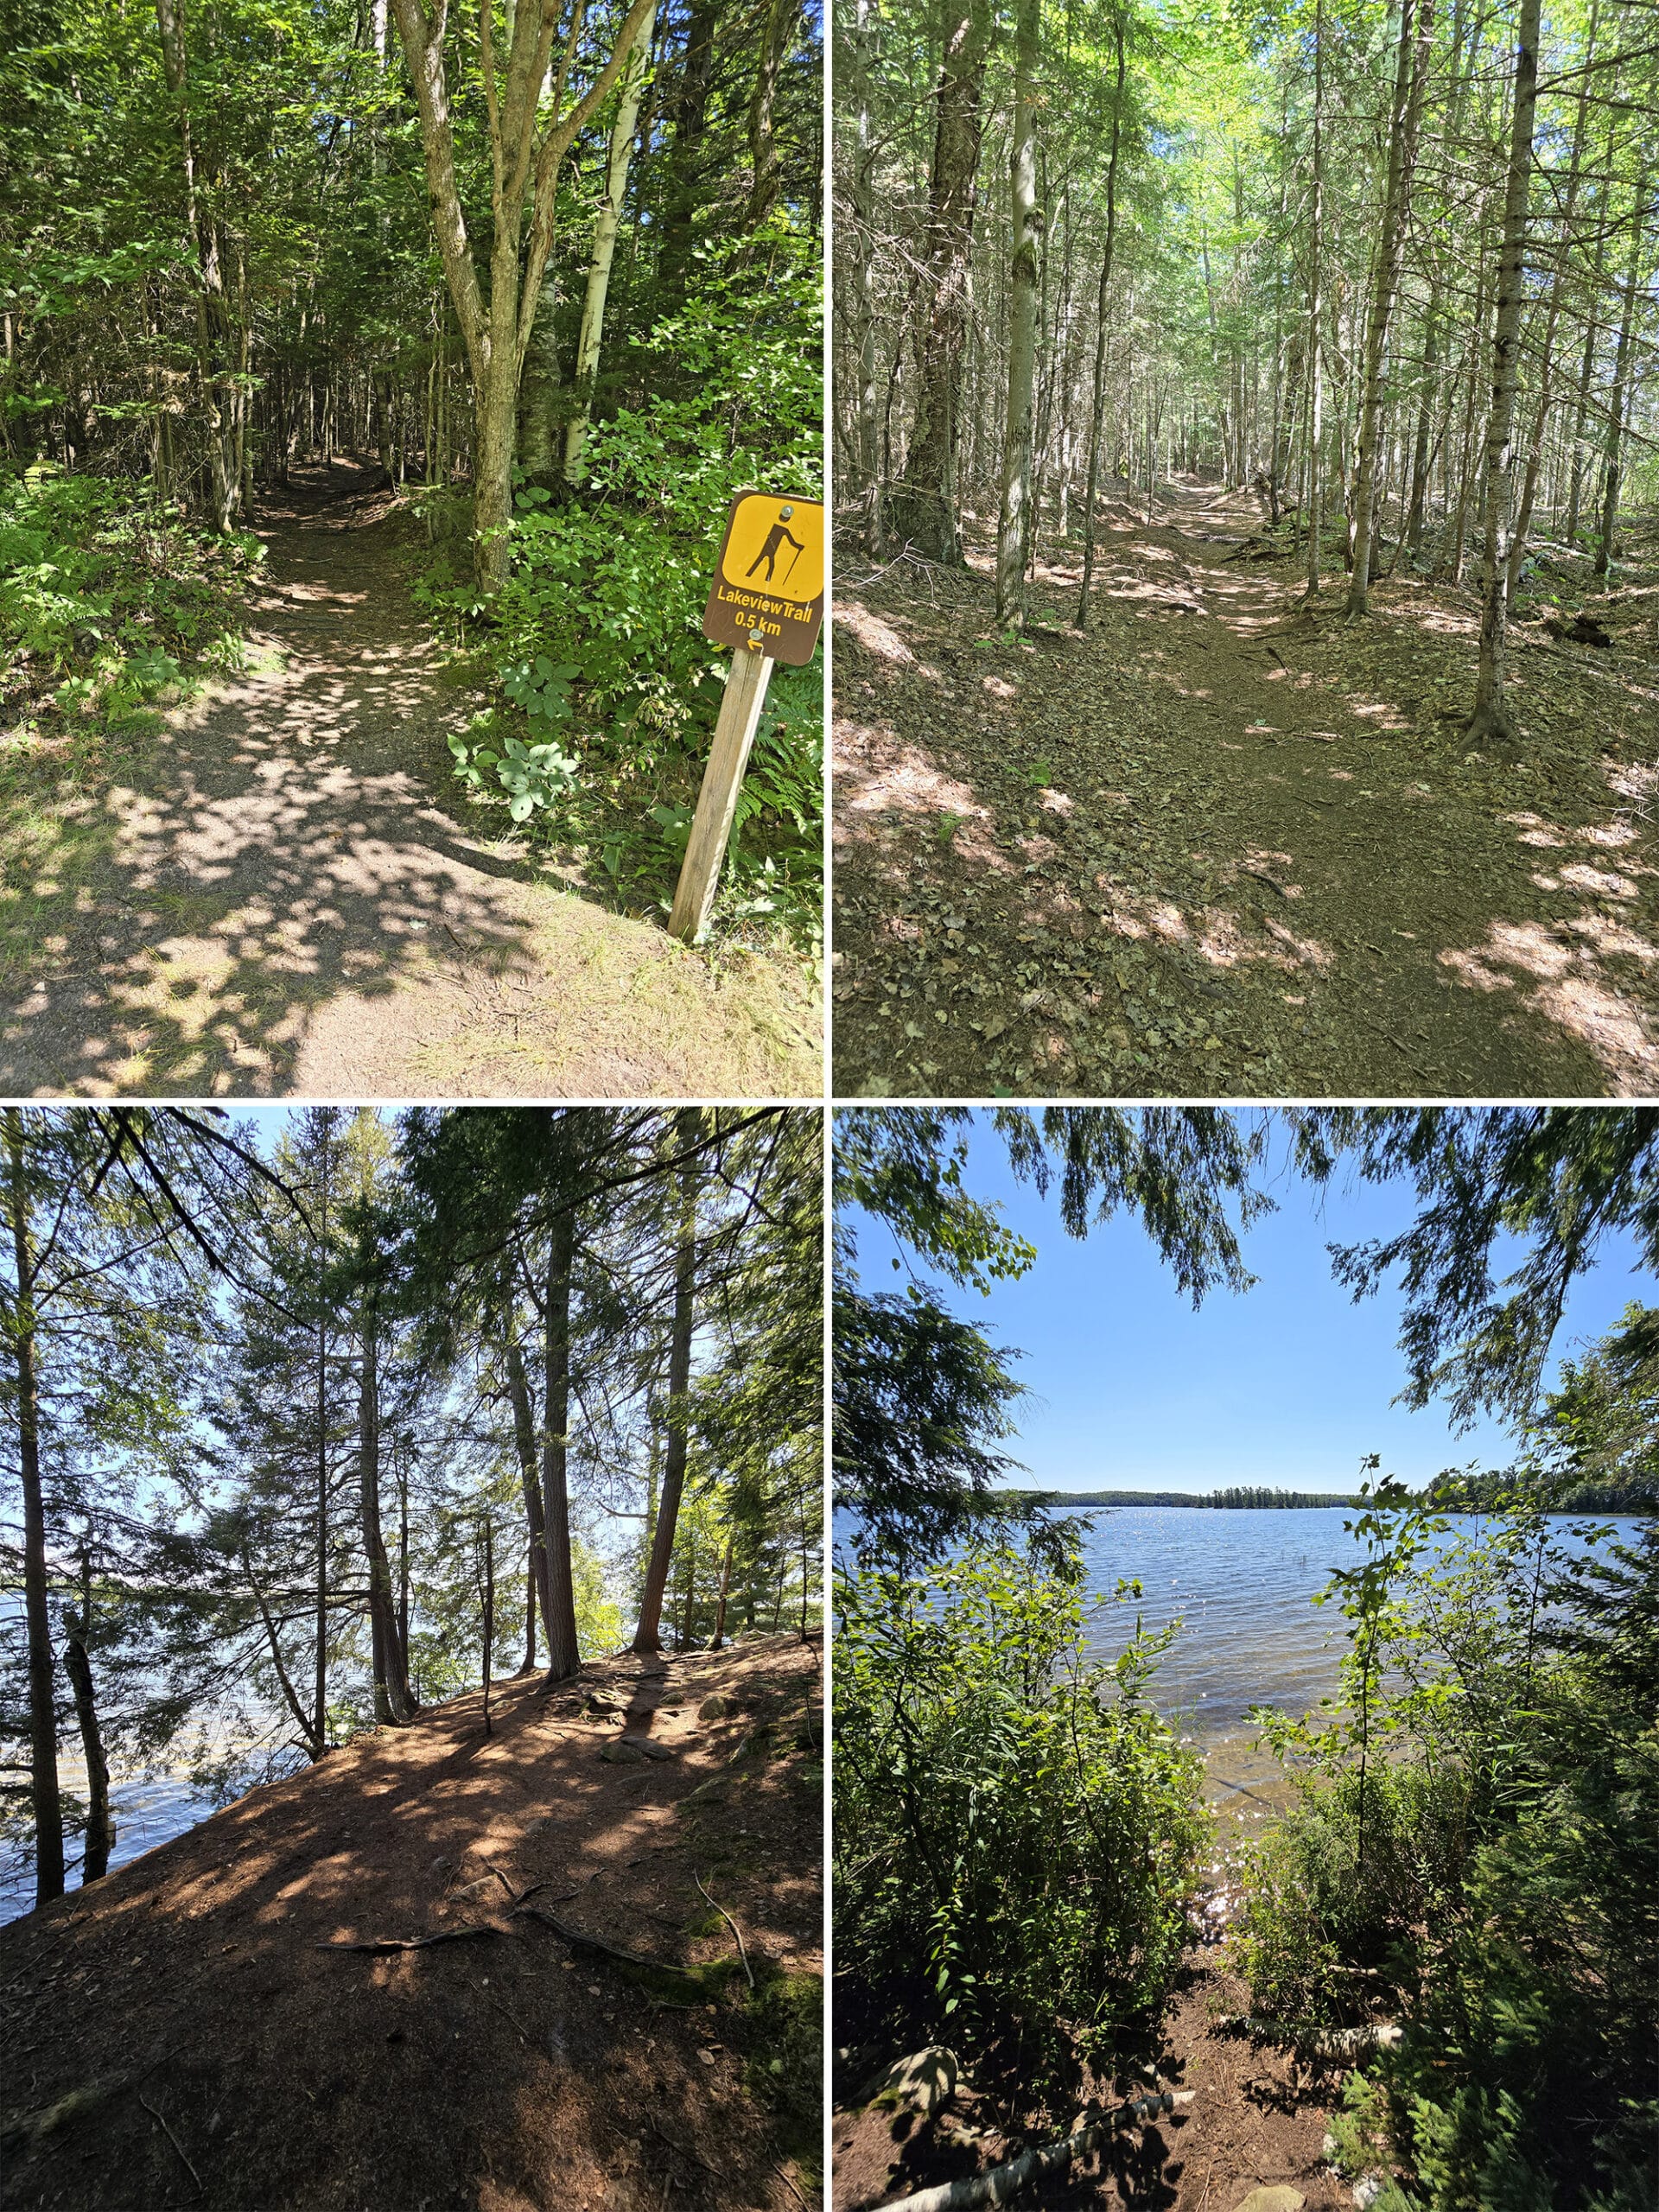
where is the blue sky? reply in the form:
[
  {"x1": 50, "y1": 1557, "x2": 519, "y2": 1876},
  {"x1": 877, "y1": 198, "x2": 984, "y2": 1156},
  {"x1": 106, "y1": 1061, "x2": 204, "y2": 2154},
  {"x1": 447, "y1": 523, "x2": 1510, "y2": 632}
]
[{"x1": 847, "y1": 1116, "x2": 1659, "y2": 1495}]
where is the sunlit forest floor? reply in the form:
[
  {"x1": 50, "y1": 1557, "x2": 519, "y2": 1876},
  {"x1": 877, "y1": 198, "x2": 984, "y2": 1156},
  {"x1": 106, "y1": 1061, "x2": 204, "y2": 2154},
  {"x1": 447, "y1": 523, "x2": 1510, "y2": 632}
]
[
  {"x1": 0, "y1": 461, "x2": 818, "y2": 1098},
  {"x1": 833, "y1": 480, "x2": 1659, "y2": 1097},
  {"x1": 0, "y1": 1634, "x2": 822, "y2": 2212}
]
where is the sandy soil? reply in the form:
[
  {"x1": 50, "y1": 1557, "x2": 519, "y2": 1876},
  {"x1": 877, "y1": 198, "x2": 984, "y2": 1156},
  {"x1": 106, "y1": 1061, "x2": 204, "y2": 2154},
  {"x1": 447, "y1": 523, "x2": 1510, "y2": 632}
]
[
  {"x1": 832, "y1": 483, "x2": 1659, "y2": 1097},
  {"x1": 0, "y1": 462, "x2": 819, "y2": 1098},
  {"x1": 0, "y1": 1634, "x2": 822, "y2": 2212}
]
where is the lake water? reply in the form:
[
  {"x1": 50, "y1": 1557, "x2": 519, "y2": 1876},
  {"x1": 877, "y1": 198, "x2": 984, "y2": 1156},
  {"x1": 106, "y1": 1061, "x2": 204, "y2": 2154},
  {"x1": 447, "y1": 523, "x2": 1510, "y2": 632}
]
[
  {"x1": 0, "y1": 1765, "x2": 220, "y2": 1928},
  {"x1": 1071, "y1": 1505, "x2": 1643, "y2": 1834},
  {"x1": 1076, "y1": 1506, "x2": 1371, "y2": 1736}
]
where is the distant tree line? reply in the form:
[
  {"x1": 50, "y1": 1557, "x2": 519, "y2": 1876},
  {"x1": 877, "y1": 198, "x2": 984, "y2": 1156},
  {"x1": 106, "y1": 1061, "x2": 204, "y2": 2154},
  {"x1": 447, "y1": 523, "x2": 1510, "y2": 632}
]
[{"x1": 1020, "y1": 1485, "x2": 1365, "y2": 1510}]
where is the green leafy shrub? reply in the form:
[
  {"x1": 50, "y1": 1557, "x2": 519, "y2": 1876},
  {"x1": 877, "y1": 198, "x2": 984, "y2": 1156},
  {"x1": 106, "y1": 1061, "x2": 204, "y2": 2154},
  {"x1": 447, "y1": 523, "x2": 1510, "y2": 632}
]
[
  {"x1": 1242, "y1": 1489, "x2": 1659, "y2": 2211},
  {"x1": 0, "y1": 463, "x2": 259, "y2": 721},
  {"x1": 434, "y1": 238, "x2": 823, "y2": 944},
  {"x1": 833, "y1": 1541, "x2": 1207, "y2": 2101}
]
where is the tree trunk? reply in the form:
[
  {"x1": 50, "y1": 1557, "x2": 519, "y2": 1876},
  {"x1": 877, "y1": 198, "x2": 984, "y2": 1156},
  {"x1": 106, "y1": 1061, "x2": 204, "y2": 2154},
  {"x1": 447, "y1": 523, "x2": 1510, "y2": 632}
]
[
  {"x1": 565, "y1": 0, "x2": 660, "y2": 481},
  {"x1": 358, "y1": 1296, "x2": 412, "y2": 1725},
  {"x1": 1347, "y1": 0, "x2": 1433, "y2": 614},
  {"x1": 1506, "y1": 34, "x2": 1597, "y2": 601},
  {"x1": 632, "y1": 1109, "x2": 702, "y2": 1655},
  {"x1": 480, "y1": 1518, "x2": 495, "y2": 1737},
  {"x1": 1305, "y1": 0, "x2": 1325, "y2": 594},
  {"x1": 1074, "y1": 10, "x2": 1127, "y2": 630},
  {"x1": 1592, "y1": 177, "x2": 1647, "y2": 583},
  {"x1": 153, "y1": 0, "x2": 238, "y2": 531},
  {"x1": 746, "y1": 0, "x2": 801, "y2": 228},
  {"x1": 62, "y1": 1558, "x2": 112, "y2": 1885},
  {"x1": 522, "y1": 1552, "x2": 538, "y2": 1674},
  {"x1": 391, "y1": 0, "x2": 657, "y2": 592},
  {"x1": 993, "y1": 0, "x2": 1041, "y2": 628},
  {"x1": 6, "y1": 1109, "x2": 63, "y2": 1907},
  {"x1": 245, "y1": 1544, "x2": 319, "y2": 1758},
  {"x1": 540, "y1": 1208, "x2": 583, "y2": 1681},
  {"x1": 1467, "y1": 0, "x2": 1541, "y2": 747},
  {"x1": 314, "y1": 1308, "x2": 329, "y2": 1755},
  {"x1": 887, "y1": 0, "x2": 995, "y2": 560},
  {"x1": 847, "y1": 0, "x2": 880, "y2": 528},
  {"x1": 709, "y1": 1530, "x2": 735, "y2": 1652},
  {"x1": 505, "y1": 1326, "x2": 555, "y2": 1652}
]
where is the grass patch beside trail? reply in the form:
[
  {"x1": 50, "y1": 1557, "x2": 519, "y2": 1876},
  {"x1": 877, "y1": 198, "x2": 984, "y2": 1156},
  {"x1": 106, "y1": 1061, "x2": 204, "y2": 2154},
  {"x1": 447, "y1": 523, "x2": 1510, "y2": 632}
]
[{"x1": 403, "y1": 905, "x2": 820, "y2": 1098}]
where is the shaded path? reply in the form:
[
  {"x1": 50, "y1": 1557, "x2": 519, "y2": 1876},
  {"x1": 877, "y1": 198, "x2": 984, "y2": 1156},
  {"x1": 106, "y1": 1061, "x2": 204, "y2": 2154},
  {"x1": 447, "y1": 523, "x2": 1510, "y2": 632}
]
[
  {"x1": 833, "y1": 480, "x2": 1659, "y2": 1097},
  {"x1": 1, "y1": 462, "x2": 817, "y2": 1097}
]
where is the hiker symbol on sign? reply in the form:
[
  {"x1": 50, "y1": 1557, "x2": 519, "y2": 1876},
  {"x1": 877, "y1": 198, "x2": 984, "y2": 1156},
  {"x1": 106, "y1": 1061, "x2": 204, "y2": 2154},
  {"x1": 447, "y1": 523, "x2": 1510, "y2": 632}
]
[{"x1": 746, "y1": 508, "x2": 805, "y2": 586}]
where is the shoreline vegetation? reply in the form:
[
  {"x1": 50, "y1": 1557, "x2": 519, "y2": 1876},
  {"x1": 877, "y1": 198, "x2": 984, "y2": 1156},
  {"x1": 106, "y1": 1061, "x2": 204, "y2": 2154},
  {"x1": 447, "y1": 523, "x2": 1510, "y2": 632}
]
[{"x1": 833, "y1": 1108, "x2": 1659, "y2": 2209}]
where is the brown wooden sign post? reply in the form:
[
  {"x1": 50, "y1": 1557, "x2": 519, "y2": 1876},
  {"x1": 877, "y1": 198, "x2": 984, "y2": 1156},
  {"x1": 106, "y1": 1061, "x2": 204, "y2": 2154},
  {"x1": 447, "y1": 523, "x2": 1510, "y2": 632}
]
[{"x1": 668, "y1": 490, "x2": 824, "y2": 944}]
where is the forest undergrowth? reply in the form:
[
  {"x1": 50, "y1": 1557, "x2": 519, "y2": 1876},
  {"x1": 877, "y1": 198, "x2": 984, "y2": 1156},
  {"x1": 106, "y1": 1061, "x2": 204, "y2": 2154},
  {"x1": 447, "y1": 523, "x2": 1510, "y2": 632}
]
[{"x1": 833, "y1": 481, "x2": 1659, "y2": 1099}]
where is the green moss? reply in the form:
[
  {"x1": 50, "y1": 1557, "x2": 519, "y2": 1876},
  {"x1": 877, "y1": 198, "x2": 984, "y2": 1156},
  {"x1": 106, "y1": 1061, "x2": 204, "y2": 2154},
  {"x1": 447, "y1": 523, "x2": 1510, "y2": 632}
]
[{"x1": 736, "y1": 1968, "x2": 823, "y2": 2180}]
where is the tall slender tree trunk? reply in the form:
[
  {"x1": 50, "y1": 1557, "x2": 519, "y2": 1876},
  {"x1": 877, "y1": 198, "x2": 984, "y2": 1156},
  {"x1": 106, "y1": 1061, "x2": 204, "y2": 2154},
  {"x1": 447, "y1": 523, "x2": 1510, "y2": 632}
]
[
  {"x1": 522, "y1": 1552, "x2": 538, "y2": 1674},
  {"x1": 1075, "y1": 10, "x2": 1128, "y2": 629},
  {"x1": 1506, "y1": 31, "x2": 1597, "y2": 600},
  {"x1": 505, "y1": 1325, "x2": 555, "y2": 1649},
  {"x1": 848, "y1": 0, "x2": 880, "y2": 533},
  {"x1": 479, "y1": 1518, "x2": 496, "y2": 1736},
  {"x1": 746, "y1": 0, "x2": 802, "y2": 227},
  {"x1": 153, "y1": 0, "x2": 238, "y2": 531},
  {"x1": 7, "y1": 1111, "x2": 63, "y2": 1907},
  {"x1": 887, "y1": 0, "x2": 995, "y2": 559},
  {"x1": 1593, "y1": 176, "x2": 1648, "y2": 583},
  {"x1": 709, "y1": 1530, "x2": 736, "y2": 1652},
  {"x1": 632, "y1": 1109, "x2": 702, "y2": 1656},
  {"x1": 565, "y1": 2, "x2": 659, "y2": 481},
  {"x1": 1563, "y1": 257, "x2": 1604, "y2": 546},
  {"x1": 314, "y1": 1313, "x2": 329, "y2": 1753},
  {"x1": 391, "y1": 0, "x2": 657, "y2": 591},
  {"x1": 358, "y1": 1295, "x2": 412, "y2": 1724},
  {"x1": 1347, "y1": 0, "x2": 1433, "y2": 614},
  {"x1": 539, "y1": 1209, "x2": 582, "y2": 1681},
  {"x1": 993, "y1": 0, "x2": 1041, "y2": 627},
  {"x1": 1305, "y1": 0, "x2": 1325, "y2": 594},
  {"x1": 1467, "y1": 0, "x2": 1541, "y2": 746},
  {"x1": 62, "y1": 1555, "x2": 112, "y2": 1885}
]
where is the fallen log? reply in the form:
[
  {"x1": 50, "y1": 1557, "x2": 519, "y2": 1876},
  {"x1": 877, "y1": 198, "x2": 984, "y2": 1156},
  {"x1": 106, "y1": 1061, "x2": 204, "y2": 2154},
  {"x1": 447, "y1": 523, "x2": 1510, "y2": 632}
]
[
  {"x1": 1216, "y1": 2012, "x2": 1402, "y2": 2059},
  {"x1": 869, "y1": 2088, "x2": 1195, "y2": 2212}
]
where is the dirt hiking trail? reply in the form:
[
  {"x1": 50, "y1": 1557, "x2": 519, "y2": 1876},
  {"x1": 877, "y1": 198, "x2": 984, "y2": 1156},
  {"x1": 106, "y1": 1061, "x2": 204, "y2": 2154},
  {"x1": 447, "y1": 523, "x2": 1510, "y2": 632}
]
[
  {"x1": 1, "y1": 461, "x2": 817, "y2": 1098},
  {"x1": 834, "y1": 1949, "x2": 1346, "y2": 2212},
  {"x1": 0, "y1": 1633, "x2": 822, "y2": 2212},
  {"x1": 835, "y1": 480, "x2": 1659, "y2": 1097}
]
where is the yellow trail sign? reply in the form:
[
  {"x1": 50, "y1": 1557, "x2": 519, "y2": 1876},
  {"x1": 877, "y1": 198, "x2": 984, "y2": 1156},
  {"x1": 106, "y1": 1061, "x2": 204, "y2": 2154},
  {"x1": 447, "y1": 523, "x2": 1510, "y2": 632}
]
[
  {"x1": 672, "y1": 489, "x2": 823, "y2": 944},
  {"x1": 702, "y1": 491, "x2": 824, "y2": 667}
]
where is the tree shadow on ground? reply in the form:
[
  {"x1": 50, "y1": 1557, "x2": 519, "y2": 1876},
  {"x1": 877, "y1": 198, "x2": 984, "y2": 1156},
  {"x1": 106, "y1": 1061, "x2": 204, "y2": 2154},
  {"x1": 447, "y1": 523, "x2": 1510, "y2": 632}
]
[
  {"x1": 0, "y1": 463, "x2": 817, "y2": 1099},
  {"x1": 832, "y1": 484, "x2": 1659, "y2": 1099},
  {"x1": 0, "y1": 1637, "x2": 822, "y2": 2212}
]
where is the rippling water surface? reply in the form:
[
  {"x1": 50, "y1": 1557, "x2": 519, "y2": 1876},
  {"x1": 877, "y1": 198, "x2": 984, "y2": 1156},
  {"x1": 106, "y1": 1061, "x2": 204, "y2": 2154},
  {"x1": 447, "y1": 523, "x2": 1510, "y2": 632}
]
[
  {"x1": 0, "y1": 1769, "x2": 217, "y2": 1927},
  {"x1": 1074, "y1": 1505, "x2": 1642, "y2": 1740},
  {"x1": 1076, "y1": 1507, "x2": 1367, "y2": 1737}
]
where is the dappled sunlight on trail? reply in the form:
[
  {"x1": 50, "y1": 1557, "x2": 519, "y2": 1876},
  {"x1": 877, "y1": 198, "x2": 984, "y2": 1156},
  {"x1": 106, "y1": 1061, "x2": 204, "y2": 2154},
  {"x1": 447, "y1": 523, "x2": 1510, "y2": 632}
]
[
  {"x1": 1, "y1": 464, "x2": 817, "y2": 1100},
  {"x1": 833, "y1": 480, "x2": 1659, "y2": 1096}
]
